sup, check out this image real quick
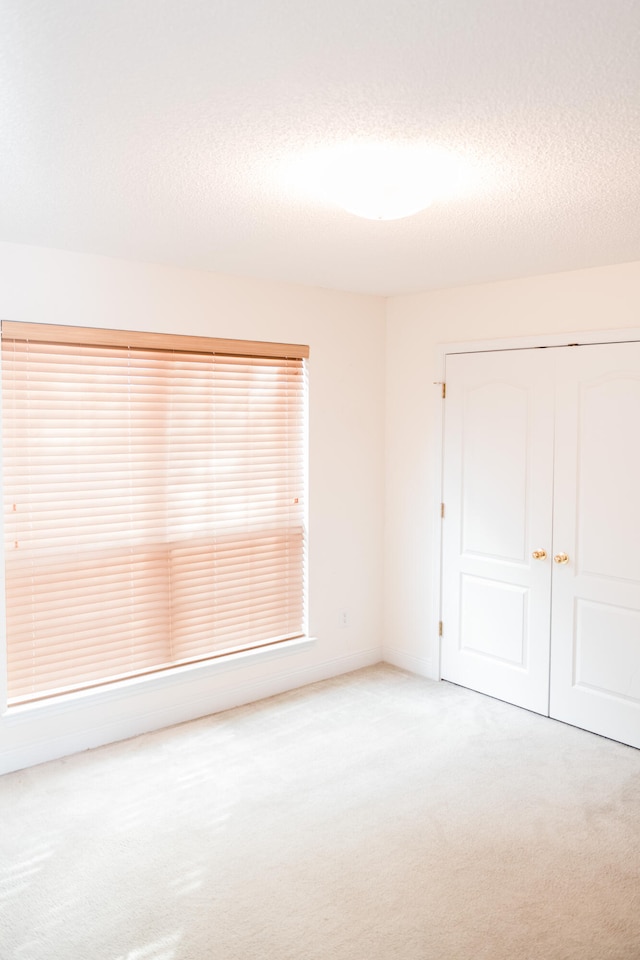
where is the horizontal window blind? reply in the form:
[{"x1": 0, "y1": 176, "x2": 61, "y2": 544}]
[{"x1": 1, "y1": 323, "x2": 308, "y2": 702}]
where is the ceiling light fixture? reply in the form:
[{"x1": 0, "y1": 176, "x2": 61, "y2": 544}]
[{"x1": 283, "y1": 143, "x2": 470, "y2": 221}]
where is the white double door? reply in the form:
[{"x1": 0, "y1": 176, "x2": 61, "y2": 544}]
[{"x1": 441, "y1": 341, "x2": 640, "y2": 749}]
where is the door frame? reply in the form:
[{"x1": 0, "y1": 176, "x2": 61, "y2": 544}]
[{"x1": 432, "y1": 326, "x2": 640, "y2": 680}]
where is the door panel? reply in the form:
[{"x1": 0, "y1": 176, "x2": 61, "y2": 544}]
[
  {"x1": 549, "y1": 343, "x2": 640, "y2": 748},
  {"x1": 441, "y1": 350, "x2": 555, "y2": 714},
  {"x1": 459, "y1": 575, "x2": 529, "y2": 665},
  {"x1": 461, "y1": 380, "x2": 530, "y2": 560},
  {"x1": 573, "y1": 598, "x2": 640, "y2": 702}
]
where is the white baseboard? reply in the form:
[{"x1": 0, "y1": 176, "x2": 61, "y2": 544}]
[
  {"x1": 383, "y1": 646, "x2": 438, "y2": 680},
  {"x1": 0, "y1": 645, "x2": 382, "y2": 775}
]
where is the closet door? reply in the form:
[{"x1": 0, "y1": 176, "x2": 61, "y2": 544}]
[
  {"x1": 550, "y1": 342, "x2": 640, "y2": 749},
  {"x1": 441, "y1": 349, "x2": 555, "y2": 714}
]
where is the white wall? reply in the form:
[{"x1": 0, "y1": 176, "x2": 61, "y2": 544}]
[
  {"x1": 384, "y1": 259, "x2": 640, "y2": 677},
  {"x1": 4, "y1": 243, "x2": 640, "y2": 772},
  {"x1": 0, "y1": 241, "x2": 386, "y2": 773}
]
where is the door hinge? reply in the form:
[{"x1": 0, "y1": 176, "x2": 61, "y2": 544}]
[
  {"x1": 442, "y1": 382, "x2": 446, "y2": 399},
  {"x1": 438, "y1": 621, "x2": 443, "y2": 637},
  {"x1": 440, "y1": 502, "x2": 445, "y2": 519}
]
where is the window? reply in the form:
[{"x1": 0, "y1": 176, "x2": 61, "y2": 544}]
[{"x1": 1, "y1": 322, "x2": 308, "y2": 703}]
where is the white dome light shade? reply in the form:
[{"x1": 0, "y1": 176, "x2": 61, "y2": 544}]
[
  {"x1": 283, "y1": 143, "x2": 469, "y2": 221},
  {"x1": 323, "y1": 145, "x2": 435, "y2": 220}
]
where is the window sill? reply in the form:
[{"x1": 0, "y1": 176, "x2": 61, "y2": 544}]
[{"x1": 3, "y1": 634, "x2": 317, "y2": 722}]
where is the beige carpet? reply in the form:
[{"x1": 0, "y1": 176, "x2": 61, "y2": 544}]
[{"x1": 1, "y1": 664, "x2": 639, "y2": 960}]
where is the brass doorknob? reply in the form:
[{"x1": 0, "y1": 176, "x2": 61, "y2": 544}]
[
  {"x1": 532, "y1": 550, "x2": 547, "y2": 560},
  {"x1": 554, "y1": 552, "x2": 569, "y2": 565}
]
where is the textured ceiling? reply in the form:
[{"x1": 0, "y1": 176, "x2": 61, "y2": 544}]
[{"x1": 1, "y1": 0, "x2": 639, "y2": 296}]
